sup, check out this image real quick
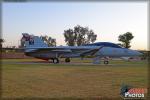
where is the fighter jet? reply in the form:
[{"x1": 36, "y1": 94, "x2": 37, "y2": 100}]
[{"x1": 21, "y1": 33, "x2": 142, "y2": 64}]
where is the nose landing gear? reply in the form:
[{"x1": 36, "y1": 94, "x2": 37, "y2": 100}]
[{"x1": 104, "y1": 60, "x2": 109, "y2": 64}]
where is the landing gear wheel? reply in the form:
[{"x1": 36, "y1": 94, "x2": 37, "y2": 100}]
[
  {"x1": 65, "y1": 58, "x2": 70, "y2": 63},
  {"x1": 104, "y1": 61, "x2": 109, "y2": 64},
  {"x1": 53, "y1": 58, "x2": 59, "y2": 64}
]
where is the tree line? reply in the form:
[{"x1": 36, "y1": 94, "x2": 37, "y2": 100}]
[
  {"x1": 63, "y1": 25, "x2": 134, "y2": 48},
  {"x1": 0, "y1": 25, "x2": 134, "y2": 49},
  {"x1": 22, "y1": 25, "x2": 134, "y2": 48}
]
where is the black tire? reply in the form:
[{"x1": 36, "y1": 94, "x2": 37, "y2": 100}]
[
  {"x1": 53, "y1": 58, "x2": 59, "y2": 64},
  {"x1": 104, "y1": 61, "x2": 109, "y2": 64},
  {"x1": 65, "y1": 58, "x2": 70, "y2": 62}
]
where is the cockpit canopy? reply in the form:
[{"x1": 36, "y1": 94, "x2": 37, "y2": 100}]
[{"x1": 83, "y1": 42, "x2": 122, "y2": 48}]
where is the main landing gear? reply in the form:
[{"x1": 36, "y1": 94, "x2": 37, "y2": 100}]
[
  {"x1": 52, "y1": 58, "x2": 59, "y2": 64},
  {"x1": 104, "y1": 57, "x2": 109, "y2": 64},
  {"x1": 50, "y1": 58, "x2": 71, "y2": 64},
  {"x1": 65, "y1": 58, "x2": 70, "y2": 63}
]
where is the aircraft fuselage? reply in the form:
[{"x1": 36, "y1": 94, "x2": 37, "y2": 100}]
[{"x1": 25, "y1": 46, "x2": 142, "y2": 60}]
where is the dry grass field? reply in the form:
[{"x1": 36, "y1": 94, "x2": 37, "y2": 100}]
[{"x1": 1, "y1": 58, "x2": 148, "y2": 99}]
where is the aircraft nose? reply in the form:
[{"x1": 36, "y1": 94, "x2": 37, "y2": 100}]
[
  {"x1": 136, "y1": 51, "x2": 143, "y2": 56},
  {"x1": 130, "y1": 50, "x2": 143, "y2": 56}
]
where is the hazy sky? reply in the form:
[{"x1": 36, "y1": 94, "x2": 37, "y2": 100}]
[{"x1": 2, "y1": 2, "x2": 148, "y2": 50}]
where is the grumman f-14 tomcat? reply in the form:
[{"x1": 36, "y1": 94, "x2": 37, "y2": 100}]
[{"x1": 21, "y1": 33, "x2": 142, "y2": 64}]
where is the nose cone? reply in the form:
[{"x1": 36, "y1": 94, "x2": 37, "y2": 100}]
[
  {"x1": 136, "y1": 51, "x2": 143, "y2": 56},
  {"x1": 129, "y1": 50, "x2": 143, "y2": 56}
]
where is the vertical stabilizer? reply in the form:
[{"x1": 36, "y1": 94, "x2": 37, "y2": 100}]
[{"x1": 21, "y1": 33, "x2": 48, "y2": 48}]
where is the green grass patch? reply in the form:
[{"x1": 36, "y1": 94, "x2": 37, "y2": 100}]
[{"x1": 1, "y1": 58, "x2": 148, "y2": 99}]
